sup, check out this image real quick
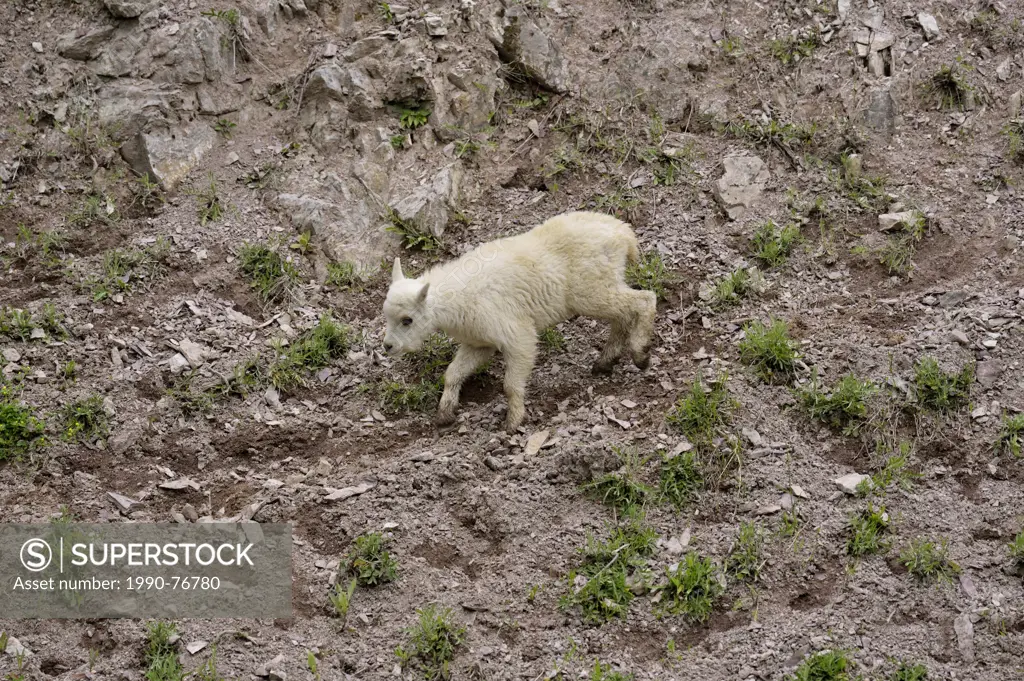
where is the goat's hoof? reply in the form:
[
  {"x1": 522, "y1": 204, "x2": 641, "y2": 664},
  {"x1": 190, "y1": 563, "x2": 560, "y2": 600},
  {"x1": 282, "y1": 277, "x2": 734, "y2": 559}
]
[
  {"x1": 433, "y1": 411, "x2": 456, "y2": 427},
  {"x1": 591, "y1": 361, "x2": 614, "y2": 376},
  {"x1": 633, "y1": 354, "x2": 651, "y2": 370}
]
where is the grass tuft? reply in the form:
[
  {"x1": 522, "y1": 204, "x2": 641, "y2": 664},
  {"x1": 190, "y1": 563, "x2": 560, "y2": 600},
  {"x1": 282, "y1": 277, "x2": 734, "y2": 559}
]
[
  {"x1": 654, "y1": 553, "x2": 723, "y2": 623},
  {"x1": 238, "y1": 242, "x2": 299, "y2": 303},
  {"x1": 377, "y1": 333, "x2": 459, "y2": 413},
  {"x1": 738, "y1": 319, "x2": 799, "y2": 383},
  {"x1": 346, "y1": 532, "x2": 399, "y2": 587},
  {"x1": 726, "y1": 521, "x2": 765, "y2": 582},
  {"x1": 539, "y1": 326, "x2": 566, "y2": 352},
  {"x1": 626, "y1": 251, "x2": 669, "y2": 300},
  {"x1": 846, "y1": 504, "x2": 891, "y2": 556},
  {"x1": 913, "y1": 357, "x2": 973, "y2": 411},
  {"x1": 395, "y1": 604, "x2": 466, "y2": 681},
  {"x1": 996, "y1": 413, "x2": 1024, "y2": 457},
  {"x1": 385, "y1": 207, "x2": 443, "y2": 252},
  {"x1": 796, "y1": 373, "x2": 876, "y2": 436},
  {"x1": 328, "y1": 577, "x2": 357, "y2": 621},
  {"x1": 709, "y1": 268, "x2": 758, "y2": 308},
  {"x1": 666, "y1": 372, "x2": 736, "y2": 446},
  {"x1": 789, "y1": 650, "x2": 853, "y2": 681},
  {"x1": 925, "y1": 63, "x2": 973, "y2": 111},
  {"x1": 750, "y1": 220, "x2": 800, "y2": 267},
  {"x1": 269, "y1": 315, "x2": 350, "y2": 391},
  {"x1": 890, "y1": 661, "x2": 928, "y2": 681},
  {"x1": 1009, "y1": 531, "x2": 1024, "y2": 570},
  {"x1": 658, "y1": 448, "x2": 703, "y2": 508},
  {"x1": 900, "y1": 538, "x2": 960, "y2": 583},
  {"x1": 582, "y1": 446, "x2": 654, "y2": 511},
  {"x1": 144, "y1": 621, "x2": 184, "y2": 681},
  {"x1": 61, "y1": 396, "x2": 110, "y2": 444}
]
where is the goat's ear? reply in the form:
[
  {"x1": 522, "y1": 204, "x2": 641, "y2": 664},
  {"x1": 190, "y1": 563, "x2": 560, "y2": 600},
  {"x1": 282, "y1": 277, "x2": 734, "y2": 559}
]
[
  {"x1": 391, "y1": 257, "x2": 404, "y2": 283},
  {"x1": 417, "y1": 282, "x2": 430, "y2": 304}
]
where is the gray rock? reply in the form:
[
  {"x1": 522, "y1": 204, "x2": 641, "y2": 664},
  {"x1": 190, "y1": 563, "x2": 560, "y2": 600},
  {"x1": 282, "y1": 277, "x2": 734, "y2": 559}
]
[
  {"x1": 324, "y1": 481, "x2": 375, "y2": 502},
  {"x1": 864, "y1": 88, "x2": 896, "y2": 141},
  {"x1": 1011, "y1": 91, "x2": 1022, "y2": 118},
  {"x1": 57, "y1": 27, "x2": 115, "y2": 61},
  {"x1": 878, "y1": 210, "x2": 921, "y2": 232},
  {"x1": 390, "y1": 164, "x2": 463, "y2": 238},
  {"x1": 954, "y1": 613, "x2": 974, "y2": 663},
  {"x1": 2, "y1": 348, "x2": 21, "y2": 363},
  {"x1": 197, "y1": 83, "x2": 242, "y2": 115},
  {"x1": 108, "y1": 491, "x2": 141, "y2": 513},
  {"x1": 976, "y1": 361, "x2": 1001, "y2": 388},
  {"x1": 918, "y1": 13, "x2": 940, "y2": 41},
  {"x1": 487, "y1": 5, "x2": 569, "y2": 93},
  {"x1": 119, "y1": 122, "x2": 217, "y2": 191},
  {"x1": 424, "y1": 14, "x2": 447, "y2": 37},
  {"x1": 103, "y1": 0, "x2": 155, "y2": 18},
  {"x1": 32, "y1": 42, "x2": 44, "y2": 53},
  {"x1": 255, "y1": 654, "x2": 285, "y2": 677},
  {"x1": 837, "y1": 0, "x2": 851, "y2": 21},
  {"x1": 177, "y1": 338, "x2": 207, "y2": 368},
  {"x1": 834, "y1": 472, "x2": 870, "y2": 495},
  {"x1": 712, "y1": 154, "x2": 769, "y2": 220},
  {"x1": 996, "y1": 57, "x2": 1012, "y2": 82},
  {"x1": 96, "y1": 81, "x2": 179, "y2": 140},
  {"x1": 342, "y1": 36, "x2": 387, "y2": 62},
  {"x1": 950, "y1": 329, "x2": 969, "y2": 346}
]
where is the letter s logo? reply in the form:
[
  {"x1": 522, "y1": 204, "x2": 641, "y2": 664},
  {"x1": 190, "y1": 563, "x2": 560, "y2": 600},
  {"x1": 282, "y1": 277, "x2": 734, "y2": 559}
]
[{"x1": 20, "y1": 538, "x2": 52, "y2": 572}]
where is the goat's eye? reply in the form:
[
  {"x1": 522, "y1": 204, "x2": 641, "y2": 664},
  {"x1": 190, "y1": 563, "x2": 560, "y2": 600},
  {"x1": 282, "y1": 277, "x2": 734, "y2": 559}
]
[{"x1": 401, "y1": 317, "x2": 413, "y2": 326}]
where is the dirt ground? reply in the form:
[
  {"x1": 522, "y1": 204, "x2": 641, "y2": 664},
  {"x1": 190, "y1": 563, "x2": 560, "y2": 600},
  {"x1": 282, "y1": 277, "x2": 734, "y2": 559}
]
[{"x1": 1, "y1": 0, "x2": 1023, "y2": 679}]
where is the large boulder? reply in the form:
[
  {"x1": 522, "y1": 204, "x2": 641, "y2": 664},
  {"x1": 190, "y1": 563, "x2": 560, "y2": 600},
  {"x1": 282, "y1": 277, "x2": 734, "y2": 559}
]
[
  {"x1": 96, "y1": 81, "x2": 181, "y2": 140},
  {"x1": 486, "y1": 4, "x2": 569, "y2": 93},
  {"x1": 431, "y1": 58, "x2": 502, "y2": 139},
  {"x1": 119, "y1": 122, "x2": 217, "y2": 191},
  {"x1": 713, "y1": 154, "x2": 769, "y2": 220},
  {"x1": 103, "y1": 0, "x2": 156, "y2": 18},
  {"x1": 390, "y1": 165, "x2": 463, "y2": 238},
  {"x1": 301, "y1": 63, "x2": 382, "y2": 149},
  {"x1": 57, "y1": 27, "x2": 115, "y2": 61}
]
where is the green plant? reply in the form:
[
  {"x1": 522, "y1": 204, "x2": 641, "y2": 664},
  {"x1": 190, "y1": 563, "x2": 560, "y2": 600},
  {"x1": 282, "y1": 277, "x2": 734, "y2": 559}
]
[
  {"x1": 582, "y1": 446, "x2": 654, "y2": 511},
  {"x1": 779, "y1": 507, "x2": 801, "y2": 538},
  {"x1": 1009, "y1": 531, "x2": 1024, "y2": 570},
  {"x1": 626, "y1": 251, "x2": 669, "y2": 299},
  {"x1": 900, "y1": 538, "x2": 960, "y2": 582},
  {"x1": 290, "y1": 231, "x2": 313, "y2": 254},
  {"x1": 390, "y1": 133, "x2": 407, "y2": 150},
  {"x1": 395, "y1": 604, "x2": 466, "y2": 681},
  {"x1": 769, "y1": 32, "x2": 820, "y2": 66},
  {"x1": 347, "y1": 532, "x2": 399, "y2": 586},
  {"x1": 738, "y1": 318, "x2": 799, "y2": 383},
  {"x1": 996, "y1": 413, "x2": 1024, "y2": 457},
  {"x1": 377, "y1": 1, "x2": 394, "y2": 22},
  {"x1": 726, "y1": 522, "x2": 764, "y2": 582},
  {"x1": 69, "y1": 193, "x2": 119, "y2": 228},
  {"x1": 720, "y1": 36, "x2": 742, "y2": 57},
  {"x1": 454, "y1": 138, "x2": 481, "y2": 158},
  {"x1": 666, "y1": 372, "x2": 736, "y2": 445},
  {"x1": 0, "y1": 388, "x2": 47, "y2": 460},
  {"x1": 913, "y1": 357, "x2": 973, "y2": 411},
  {"x1": 144, "y1": 621, "x2": 184, "y2": 681},
  {"x1": 269, "y1": 315, "x2": 350, "y2": 390},
  {"x1": 871, "y1": 442, "x2": 920, "y2": 491},
  {"x1": 846, "y1": 504, "x2": 891, "y2": 556},
  {"x1": 925, "y1": 63, "x2": 972, "y2": 111},
  {"x1": 561, "y1": 512, "x2": 656, "y2": 623},
  {"x1": 131, "y1": 173, "x2": 165, "y2": 214},
  {"x1": 539, "y1": 326, "x2": 566, "y2": 352},
  {"x1": 750, "y1": 220, "x2": 800, "y2": 267},
  {"x1": 40, "y1": 302, "x2": 67, "y2": 339},
  {"x1": 0, "y1": 307, "x2": 37, "y2": 341},
  {"x1": 890, "y1": 661, "x2": 928, "y2": 681},
  {"x1": 328, "y1": 577, "x2": 357, "y2": 621},
  {"x1": 789, "y1": 650, "x2": 853, "y2": 681},
  {"x1": 237, "y1": 242, "x2": 299, "y2": 302},
  {"x1": 194, "y1": 645, "x2": 226, "y2": 681},
  {"x1": 378, "y1": 333, "x2": 458, "y2": 413},
  {"x1": 306, "y1": 651, "x2": 321, "y2": 681},
  {"x1": 61, "y1": 396, "x2": 110, "y2": 444},
  {"x1": 879, "y1": 235, "x2": 917, "y2": 276},
  {"x1": 658, "y1": 448, "x2": 702, "y2": 508},
  {"x1": 589, "y1": 660, "x2": 634, "y2": 681},
  {"x1": 654, "y1": 553, "x2": 723, "y2": 623},
  {"x1": 399, "y1": 106, "x2": 431, "y2": 130},
  {"x1": 326, "y1": 261, "x2": 363, "y2": 290},
  {"x1": 1004, "y1": 119, "x2": 1024, "y2": 164},
  {"x1": 385, "y1": 208, "x2": 443, "y2": 251},
  {"x1": 709, "y1": 268, "x2": 756, "y2": 308},
  {"x1": 796, "y1": 373, "x2": 877, "y2": 436},
  {"x1": 213, "y1": 118, "x2": 236, "y2": 137},
  {"x1": 196, "y1": 175, "x2": 224, "y2": 225}
]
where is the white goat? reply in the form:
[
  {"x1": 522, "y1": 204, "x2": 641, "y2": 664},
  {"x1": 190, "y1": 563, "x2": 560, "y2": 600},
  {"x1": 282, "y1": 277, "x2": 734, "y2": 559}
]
[{"x1": 381, "y1": 210, "x2": 657, "y2": 431}]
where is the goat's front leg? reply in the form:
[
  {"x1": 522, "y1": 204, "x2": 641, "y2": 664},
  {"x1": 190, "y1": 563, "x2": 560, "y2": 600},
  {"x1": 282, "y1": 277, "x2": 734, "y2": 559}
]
[
  {"x1": 501, "y1": 336, "x2": 538, "y2": 432},
  {"x1": 434, "y1": 345, "x2": 495, "y2": 426}
]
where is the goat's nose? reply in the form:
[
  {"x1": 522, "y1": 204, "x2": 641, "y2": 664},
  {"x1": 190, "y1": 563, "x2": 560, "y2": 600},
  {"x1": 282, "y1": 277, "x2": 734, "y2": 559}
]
[{"x1": 384, "y1": 342, "x2": 393, "y2": 352}]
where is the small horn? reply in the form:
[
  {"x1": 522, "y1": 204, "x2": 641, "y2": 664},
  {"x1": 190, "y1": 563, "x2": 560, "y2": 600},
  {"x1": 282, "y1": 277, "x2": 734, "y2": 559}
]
[{"x1": 391, "y1": 257, "x2": 404, "y2": 283}]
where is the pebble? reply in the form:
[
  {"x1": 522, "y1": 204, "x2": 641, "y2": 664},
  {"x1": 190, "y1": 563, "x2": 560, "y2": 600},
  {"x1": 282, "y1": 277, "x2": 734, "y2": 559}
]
[
  {"x1": 324, "y1": 481, "x2": 374, "y2": 502},
  {"x1": 981, "y1": 339, "x2": 997, "y2": 349},
  {"x1": 31, "y1": 42, "x2": 43, "y2": 53},
  {"x1": 2, "y1": 348, "x2": 21, "y2": 363},
  {"x1": 834, "y1": 472, "x2": 870, "y2": 495}
]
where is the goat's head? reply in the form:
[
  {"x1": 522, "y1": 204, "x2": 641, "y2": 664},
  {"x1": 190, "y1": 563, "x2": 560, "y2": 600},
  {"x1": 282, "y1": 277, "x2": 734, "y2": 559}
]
[{"x1": 382, "y1": 257, "x2": 433, "y2": 355}]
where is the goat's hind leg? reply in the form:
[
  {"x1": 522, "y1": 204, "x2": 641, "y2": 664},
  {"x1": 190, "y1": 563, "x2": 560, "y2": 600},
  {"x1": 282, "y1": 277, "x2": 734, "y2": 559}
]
[
  {"x1": 592, "y1": 320, "x2": 628, "y2": 375},
  {"x1": 627, "y1": 289, "x2": 657, "y2": 370},
  {"x1": 435, "y1": 344, "x2": 495, "y2": 426}
]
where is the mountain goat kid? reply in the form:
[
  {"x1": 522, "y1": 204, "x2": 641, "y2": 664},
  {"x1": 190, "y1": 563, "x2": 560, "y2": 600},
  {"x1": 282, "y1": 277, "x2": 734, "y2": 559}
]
[{"x1": 382, "y1": 210, "x2": 657, "y2": 431}]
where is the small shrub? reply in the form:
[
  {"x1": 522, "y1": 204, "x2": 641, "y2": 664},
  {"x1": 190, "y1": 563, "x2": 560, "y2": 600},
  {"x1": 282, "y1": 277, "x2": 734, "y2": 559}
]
[
  {"x1": 726, "y1": 522, "x2": 764, "y2": 582},
  {"x1": 399, "y1": 106, "x2": 431, "y2": 130},
  {"x1": 395, "y1": 604, "x2": 466, "y2": 681},
  {"x1": 666, "y1": 372, "x2": 736, "y2": 445},
  {"x1": 846, "y1": 504, "x2": 891, "y2": 556},
  {"x1": 213, "y1": 118, "x2": 236, "y2": 137},
  {"x1": 144, "y1": 621, "x2": 184, "y2": 681},
  {"x1": 926, "y1": 63, "x2": 972, "y2": 111},
  {"x1": 385, "y1": 208, "x2": 443, "y2": 251},
  {"x1": 328, "y1": 578, "x2": 357, "y2": 621},
  {"x1": 871, "y1": 444, "x2": 920, "y2": 491},
  {"x1": 269, "y1": 315, "x2": 350, "y2": 390},
  {"x1": 654, "y1": 553, "x2": 723, "y2": 623},
  {"x1": 789, "y1": 650, "x2": 853, "y2": 681},
  {"x1": 900, "y1": 538, "x2": 960, "y2": 583},
  {"x1": 709, "y1": 268, "x2": 756, "y2": 308},
  {"x1": 796, "y1": 373, "x2": 876, "y2": 435},
  {"x1": 347, "y1": 532, "x2": 399, "y2": 586},
  {"x1": 238, "y1": 242, "x2": 299, "y2": 302},
  {"x1": 561, "y1": 512, "x2": 656, "y2": 623},
  {"x1": 738, "y1": 319, "x2": 799, "y2": 383},
  {"x1": 890, "y1": 661, "x2": 928, "y2": 681},
  {"x1": 750, "y1": 220, "x2": 800, "y2": 267},
  {"x1": 0, "y1": 389, "x2": 47, "y2": 460},
  {"x1": 659, "y1": 448, "x2": 702, "y2": 508},
  {"x1": 913, "y1": 357, "x2": 973, "y2": 411},
  {"x1": 626, "y1": 252, "x2": 669, "y2": 299},
  {"x1": 996, "y1": 412, "x2": 1024, "y2": 457},
  {"x1": 539, "y1": 326, "x2": 566, "y2": 352},
  {"x1": 582, "y1": 446, "x2": 654, "y2": 511},
  {"x1": 196, "y1": 175, "x2": 224, "y2": 226},
  {"x1": 61, "y1": 396, "x2": 110, "y2": 444}
]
